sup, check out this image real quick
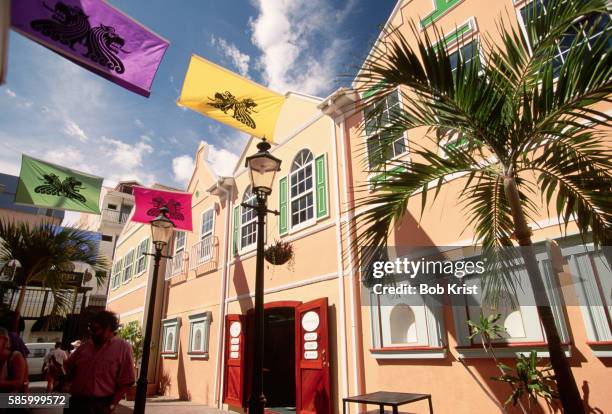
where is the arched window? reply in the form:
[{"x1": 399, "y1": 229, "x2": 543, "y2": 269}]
[
  {"x1": 289, "y1": 149, "x2": 315, "y2": 227},
  {"x1": 389, "y1": 304, "x2": 417, "y2": 344},
  {"x1": 241, "y1": 187, "x2": 257, "y2": 249}
]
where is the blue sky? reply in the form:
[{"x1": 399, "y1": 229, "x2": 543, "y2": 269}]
[{"x1": 0, "y1": 0, "x2": 396, "y2": 193}]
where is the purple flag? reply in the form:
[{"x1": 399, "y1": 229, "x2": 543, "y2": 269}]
[{"x1": 11, "y1": 0, "x2": 169, "y2": 97}]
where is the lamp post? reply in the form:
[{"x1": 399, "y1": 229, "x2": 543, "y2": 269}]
[
  {"x1": 243, "y1": 139, "x2": 282, "y2": 414},
  {"x1": 134, "y1": 206, "x2": 175, "y2": 414}
]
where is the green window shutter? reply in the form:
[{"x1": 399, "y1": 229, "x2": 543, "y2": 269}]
[
  {"x1": 279, "y1": 176, "x2": 288, "y2": 235},
  {"x1": 232, "y1": 206, "x2": 240, "y2": 255},
  {"x1": 315, "y1": 154, "x2": 328, "y2": 219}
]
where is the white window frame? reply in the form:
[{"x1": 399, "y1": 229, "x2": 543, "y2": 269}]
[
  {"x1": 515, "y1": 1, "x2": 611, "y2": 78},
  {"x1": 110, "y1": 257, "x2": 122, "y2": 290},
  {"x1": 240, "y1": 187, "x2": 257, "y2": 252},
  {"x1": 363, "y1": 88, "x2": 408, "y2": 173},
  {"x1": 200, "y1": 208, "x2": 215, "y2": 242},
  {"x1": 370, "y1": 291, "x2": 447, "y2": 359},
  {"x1": 562, "y1": 242, "x2": 612, "y2": 357},
  {"x1": 161, "y1": 317, "x2": 181, "y2": 358},
  {"x1": 170, "y1": 231, "x2": 186, "y2": 277},
  {"x1": 289, "y1": 149, "x2": 317, "y2": 231},
  {"x1": 451, "y1": 247, "x2": 570, "y2": 358},
  {"x1": 188, "y1": 311, "x2": 212, "y2": 358},
  {"x1": 121, "y1": 249, "x2": 134, "y2": 284},
  {"x1": 135, "y1": 238, "x2": 149, "y2": 277}
]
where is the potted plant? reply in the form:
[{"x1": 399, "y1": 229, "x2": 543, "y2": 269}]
[
  {"x1": 117, "y1": 321, "x2": 143, "y2": 401},
  {"x1": 264, "y1": 240, "x2": 294, "y2": 266}
]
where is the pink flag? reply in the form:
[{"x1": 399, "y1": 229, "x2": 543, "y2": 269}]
[{"x1": 133, "y1": 187, "x2": 192, "y2": 231}]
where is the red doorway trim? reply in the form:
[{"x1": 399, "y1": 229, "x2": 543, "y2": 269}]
[{"x1": 265, "y1": 300, "x2": 302, "y2": 309}]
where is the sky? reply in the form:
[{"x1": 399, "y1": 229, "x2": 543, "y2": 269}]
[{"x1": 0, "y1": 0, "x2": 396, "y2": 195}]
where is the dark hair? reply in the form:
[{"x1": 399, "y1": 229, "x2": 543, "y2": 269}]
[
  {"x1": 54, "y1": 342, "x2": 61, "y2": 348},
  {"x1": 90, "y1": 310, "x2": 119, "y2": 333}
]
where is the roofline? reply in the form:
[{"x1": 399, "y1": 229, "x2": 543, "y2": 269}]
[{"x1": 284, "y1": 90, "x2": 323, "y2": 102}]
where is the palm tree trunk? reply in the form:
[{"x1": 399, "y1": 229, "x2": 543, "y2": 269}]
[
  {"x1": 503, "y1": 177, "x2": 584, "y2": 414},
  {"x1": 12, "y1": 284, "x2": 27, "y2": 332}
]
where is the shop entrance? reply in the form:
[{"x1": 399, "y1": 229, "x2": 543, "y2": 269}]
[
  {"x1": 223, "y1": 298, "x2": 331, "y2": 414},
  {"x1": 263, "y1": 307, "x2": 296, "y2": 413}
]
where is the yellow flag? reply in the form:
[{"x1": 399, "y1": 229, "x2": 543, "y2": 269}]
[{"x1": 178, "y1": 55, "x2": 286, "y2": 142}]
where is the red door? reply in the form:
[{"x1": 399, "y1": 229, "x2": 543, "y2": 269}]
[
  {"x1": 223, "y1": 314, "x2": 247, "y2": 408},
  {"x1": 295, "y1": 298, "x2": 332, "y2": 414}
]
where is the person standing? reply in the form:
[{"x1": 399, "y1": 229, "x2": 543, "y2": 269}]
[
  {"x1": 64, "y1": 311, "x2": 135, "y2": 414},
  {"x1": 43, "y1": 342, "x2": 68, "y2": 392},
  {"x1": 0, "y1": 327, "x2": 27, "y2": 392}
]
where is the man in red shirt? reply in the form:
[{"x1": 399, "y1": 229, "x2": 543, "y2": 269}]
[{"x1": 64, "y1": 311, "x2": 135, "y2": 414}]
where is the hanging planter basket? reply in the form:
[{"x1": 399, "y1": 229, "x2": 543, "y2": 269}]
[{"x1": 264, "y1": 240, "x2": 294, "y2": 266}]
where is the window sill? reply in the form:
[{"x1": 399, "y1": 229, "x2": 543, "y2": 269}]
[
  {"x1": 586, "y1": 341, "x2": 612, "y2": 358},
  {"x1": 238, "y1": 244, "x2": 257, "y2": 257},
  {"x1": 456, "y1": 342, "x2": 572, "y2": 359},
  {"x1": 187, "y1": 352, "x2": 209, "y2": 360},
  {"x1": 370, "y1": 346, "x2": 446, "y2": 359},
  {"x1": 286, "y1": 218, "x2": 318, "y2": 236},
  {"x1": 161, "y1": 352, "x2": 177, "y2": 359}
]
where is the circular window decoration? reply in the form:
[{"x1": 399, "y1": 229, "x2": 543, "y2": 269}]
[
  {"x1": 301, "y1": 311, "x2": 320, "y2": 332},
  {"x1": 230, "y1": 321, "x2": 242, "y2": 338}
]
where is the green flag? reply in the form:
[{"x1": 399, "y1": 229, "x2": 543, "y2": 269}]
[{"x1": 15, "y1": 155, "x2": 103, "y2": 214}]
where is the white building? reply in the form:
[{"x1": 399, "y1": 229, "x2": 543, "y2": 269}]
[{"x1": 78, "y1": 181, "x2": 140, "y2": 306}]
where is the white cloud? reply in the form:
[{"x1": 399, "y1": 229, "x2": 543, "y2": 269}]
[
  {"x1": 210, "y1": 35, "x2": 251, "y2": 77},
  {"x1": 249, "y1": 0, "x2": 351, "y2": 95},
  {"x1": 64, "y1": 120, "x2": 88, "y2": 142},
  {"x1": 134, "y1": 119, "x2": 144, "y2": 128},
  {"x1": 101, "y1": 136, "x2": 153, "y2": 167},
  {"x1": 4, "y1": 89, "x2": 16, "y2": 98},
  {"x1": 172, "y1": 155, "x2": 195, "y2": 186},
  {"x1": 207, "y1": 144, "x2": 239, "y2": 176}
]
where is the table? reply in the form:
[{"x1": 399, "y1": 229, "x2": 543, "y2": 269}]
[{"x1": 343, "y1": 391, "x2": 433, "y2": 414}]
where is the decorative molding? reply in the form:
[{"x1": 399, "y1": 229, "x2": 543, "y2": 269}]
[
  {"x1": 225, "y1": 272, "x2": 338, "y2": 303},
  {"x1": 107, "y1": 281, "x2": 147, "y2": 304}
]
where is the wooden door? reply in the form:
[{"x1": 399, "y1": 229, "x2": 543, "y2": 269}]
[
  {"x1": 295, "y1": 298, "x2": 332, "y2": 414},
  {"x1": 223, "y1": 314, "x2": 247, "y2": 407}
]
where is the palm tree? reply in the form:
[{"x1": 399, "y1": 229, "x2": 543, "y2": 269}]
[
  {"x1": 352, "y1": 0, "x2": 611, "y2": 412},
  {"x1": 0, "y1": 219, "x2": 108, "y2": 328}
]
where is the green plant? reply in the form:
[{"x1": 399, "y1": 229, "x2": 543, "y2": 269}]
[
  {"x1": 117, "y1": 321, "x2": 143, "y2": 367},
  {"x1": 264, "y1": 240, "x2": 294, "y2": 266},
  {"x1": 352, "y1": 0, "x2": 611, "y2": 412},
  {"x1": 468, "y1": 313, "x2": 533, "y2": 413},
  {"x1": 0, "y1": 220, "x2": 108, "y2": 325},
  {"x1": 495, "y1": 351, "x2": 557, "y2": 410},
  {"x1": 468, "y1": 313, "x2": 506, "y2": 355}
]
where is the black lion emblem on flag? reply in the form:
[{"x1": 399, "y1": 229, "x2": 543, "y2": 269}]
[
  {"x1": 147, "y1": 197, "x2": 185, "y2": 221},
  {"x1": 30, "y1": 1, "x2": 129, "y2": 74},
  {"x1": 208, "y1": 91, "x2": 258, "y2": 129},
  {"x1": 34, "y1": 173, "x2": 87, "y2": 203}
]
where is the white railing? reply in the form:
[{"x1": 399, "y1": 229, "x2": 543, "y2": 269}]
[
  {"x1": 190, "y1": 236, "x2": 216, "y2": 269},
  {"x1": 165, "y1": 250, "x2": 185, "y2": 280},
  {"x1": 102, "y1": 209, "x2": 130, "y2": 224}
]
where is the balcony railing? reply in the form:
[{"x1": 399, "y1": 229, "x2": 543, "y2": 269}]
[
  {"x1": 1, "y1": 287, "x2": 88, "y2": 319},
  {"x1": 102, "y1": 208, "x2": 130, "y2": 224},
  {"x1": 165, "y1": 250, "x2": 186, "y2": 280},
  {"x1": 190, "y1": 236, "x2": 216, "y2": 269}
]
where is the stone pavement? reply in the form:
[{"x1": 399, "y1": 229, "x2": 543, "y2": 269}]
[
  {"x1": 28, "y1": 381, "x2": 230, "y2": 414},
  {"x1": 117, "y1": 397, "x2": 230, "y2": 414}
]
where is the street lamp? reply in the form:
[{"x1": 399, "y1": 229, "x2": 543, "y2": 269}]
[
  {"x1": 243, "y1": 139, "x2": 281, "y2": 414},
  {"x1": 134, "y1": 206, "x2": 175, "y2": 414}
]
